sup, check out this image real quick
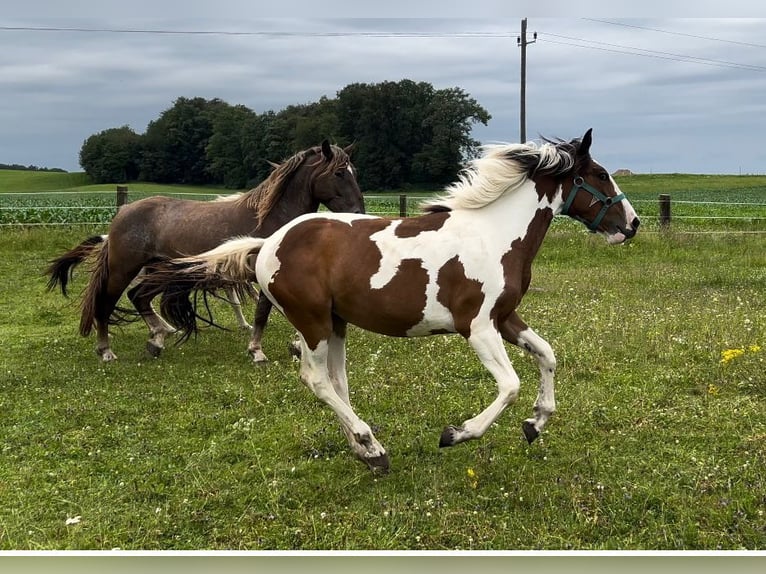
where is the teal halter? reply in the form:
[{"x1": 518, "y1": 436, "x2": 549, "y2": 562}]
[{"x1": 560, "y1": 176, "x2": 626, "y2": 232}]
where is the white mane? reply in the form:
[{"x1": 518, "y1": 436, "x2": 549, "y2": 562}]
[{"x1": 422, "y1": 140, "x2": 575, "y2": 212}]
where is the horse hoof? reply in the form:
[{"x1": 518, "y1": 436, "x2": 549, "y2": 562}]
[
  {"x1": 97, "y1": 347, "x2": 117, "y2": 362},
  {"x1": 522, "y1": 420, "x2": 539, "y2": 444},
  {"x1": 250, "y1": 349, "x2": 269, "y2": 364},
  {"x1": 146, "y1": 342, "x2": 163, "y2": 358},
  {"x1": 439, "y1": 425, "x2": 460, "y2": 448},
  {"x1": 364, "y1": 453, "x2": 390, "y2": 474}
]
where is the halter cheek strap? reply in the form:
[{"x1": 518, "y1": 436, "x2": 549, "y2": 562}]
[{"x1": 561, "y1": 176, "x2": 626, "y2": 232}]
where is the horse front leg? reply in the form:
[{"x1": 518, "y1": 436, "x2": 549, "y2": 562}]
[
  {"x1": 499, "y1": 311, "x2": 557, "y2": 444},
  {"x1": 439, "y1": 326, "x2": 521, "y2": 448}
]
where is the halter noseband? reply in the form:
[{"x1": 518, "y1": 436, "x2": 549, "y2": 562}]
[{"x1": 560, "y1": 176, "x2": 626, "y2": 232}]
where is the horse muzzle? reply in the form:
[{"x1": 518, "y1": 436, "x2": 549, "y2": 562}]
[{"x1": 607, "y1": 217, "x2": 640, "y2": 244}]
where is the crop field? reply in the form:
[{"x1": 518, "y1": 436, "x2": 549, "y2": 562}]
[{"x1": 0, "y1": 171, "x2": 765, "y2": 550}]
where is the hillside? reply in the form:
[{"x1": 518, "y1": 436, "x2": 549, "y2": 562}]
[{"x1": 0, "y1": 169, "x2": 92, "y2": 192}]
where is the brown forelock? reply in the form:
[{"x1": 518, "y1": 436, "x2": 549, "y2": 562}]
[
  {"x1": 307, "y1": 143, "x2": 351, "y2": 183},
  {"x1": 267, "y1": 216, "x2": 431, "y2": 345},
  {"x1": 435, "y1": 255, "x2": 485, "y2": 337},
  {"x1": 489, "y1": 207, "x2": 554, "y2": 327}
]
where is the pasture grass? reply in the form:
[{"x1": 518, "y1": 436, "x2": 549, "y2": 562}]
[{"x1": 0, "y1": 225, "x2": 764, "y2": 550}]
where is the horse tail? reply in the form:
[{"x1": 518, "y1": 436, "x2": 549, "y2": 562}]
[
  {"x1": 143, "y1": 236, "x2": 266, "y2": 341},
  {"x1": 45, "y1": 235, "x2": 107, "y2": 296},
  {"x1": 79, "y1": 239, "x2": 111, "y2": 337},
  {"x1": 178, "y1": 236, "x2": 266, "y2": 282}
]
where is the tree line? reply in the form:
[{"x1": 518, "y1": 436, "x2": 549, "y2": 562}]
[
  {"x1": 0, "y1": 163, "x2": 66, "y2": 172},
  {"x1": 78, "y1": 79, "x2": 491, "y2": 191}
]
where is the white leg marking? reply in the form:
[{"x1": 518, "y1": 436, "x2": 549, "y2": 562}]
[
  {"x1": 143, "y1": 303, "x2": 177, "y2": 353},
  {"x1": 299, "y1": 338, "x2": 386, "y2": 464},
  {"x1": 450, "y1": 327, "x2": 520, "y2": 443},
  {"x1": 517, "y1": 327, "x2": 557, "y2": 434},
  {"x1": 226, "y1": 287, "x2": 252, "y2": 330},
  {"x1": 327, "y1": 331, "x2": 350, "y2": 406}
]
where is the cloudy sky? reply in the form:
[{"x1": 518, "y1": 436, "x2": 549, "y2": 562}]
[{"x1": 2, "y1": 2, "x2": 765, "y2": 176}]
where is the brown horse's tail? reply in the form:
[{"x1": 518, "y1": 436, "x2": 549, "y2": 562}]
[
  {"x1": 79, "y1": 239, "x2": 111, "y2": 337},
  {"x1": 140, "y1": 236, "x2": 264, "y2": 342},
  {"x1": 45, "y1": 235, "x2": 107, "y2": 296}
]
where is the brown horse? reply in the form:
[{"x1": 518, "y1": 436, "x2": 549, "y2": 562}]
[
  {"x1": 143, "y1": 129, "x2": 640, "y2": 472},
  {"x1": 46, "y1": 140, "x2": 364, "y2": 362}
]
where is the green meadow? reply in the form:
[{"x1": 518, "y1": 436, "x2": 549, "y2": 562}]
[{"x1": 0, "y1": 170, "x2": 764, "y2": 550}]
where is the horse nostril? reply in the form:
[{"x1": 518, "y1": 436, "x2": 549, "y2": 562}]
[{"x1": 632, "y1": 217, "x2": 641, "y2": 229}]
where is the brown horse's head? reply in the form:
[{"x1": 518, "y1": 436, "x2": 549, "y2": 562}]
[
  {"x1": 247, "y1": 140, "x2": 365, "y2": 229},
  {"x1": 307, "y1": 139, "x2": 365, "y2": 214}
]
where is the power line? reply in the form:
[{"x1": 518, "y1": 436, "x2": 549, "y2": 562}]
[
  {"x1": 0, "y1": 25, "x2": 515, "y2": 38},
  {"x1": 541, "y1": 32, "x2": 766, "y2": 72},
  {"x1": 582, "y1": 18, "x2": 766, "y2": 49}
]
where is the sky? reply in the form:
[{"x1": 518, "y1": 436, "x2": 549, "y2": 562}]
[{"x1": 2, "y1": 2, "x2": 766, "y2": 176}]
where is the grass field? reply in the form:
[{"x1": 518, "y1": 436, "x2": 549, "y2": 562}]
[{"x1": 1, "y1": 219, "x2": 765, "y2": 549}]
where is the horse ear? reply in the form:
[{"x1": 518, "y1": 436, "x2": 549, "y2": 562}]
[
  {"x1": 343, "y1": 142, "x2": 356, "y2": 156},
  {"x1": 578, "y1": 128, "x2": 593, "y2": 157},
  {"x1": 321, "y1": 139, "x2": 333, "y2": 161}
]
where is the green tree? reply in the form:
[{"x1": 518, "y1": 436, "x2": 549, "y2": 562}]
[
  {"x1": 336, "y1": 79, "x2": 489, "y2": 189},
  {"x1": 79, "y1": 125, "x2": 142, "y2": 183},
  {"x1": 206, "y1": 104, "x2": 261, "y2": 189},
  {"x1": 412, "y1": 86, "x2": 491, "y2": 185},
  {"x1": 139, "y1": 97, "x2": 228, "y2": 184}
]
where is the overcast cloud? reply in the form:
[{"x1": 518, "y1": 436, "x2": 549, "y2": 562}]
[{"x1": 2, "y1": 3, "x2": 765, "y2": 176}]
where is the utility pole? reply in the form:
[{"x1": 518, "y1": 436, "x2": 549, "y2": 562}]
[{"x1": 517, "y1": 18, "x2": 536, "y2": 143}]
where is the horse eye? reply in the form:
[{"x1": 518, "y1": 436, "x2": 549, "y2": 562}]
[{"x1": 598, "y1": 172, "x2": 609, "y2": 181}]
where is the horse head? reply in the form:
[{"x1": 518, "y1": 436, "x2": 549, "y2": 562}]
[
  {"x1": 309, "y1": 140, "x2": 366, "y2": 214},
  {"x1": 561, "y1": 129, "x2": 640, "y2": 244}
]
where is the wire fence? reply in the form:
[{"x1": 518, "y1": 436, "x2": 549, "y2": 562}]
[{"x1": 2, "y1": 188, "x2": 766, "y2": 234}]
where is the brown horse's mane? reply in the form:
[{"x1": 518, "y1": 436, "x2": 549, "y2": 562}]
[{"x1": 237, "y1": 144, "x2": 351, "y2": 227}]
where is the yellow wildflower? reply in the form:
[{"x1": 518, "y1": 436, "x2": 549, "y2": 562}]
[
  {"x1": 466, "y1": 468, "x2": 478, "y2": 489},
  {"x1": 720, "y1": 348, "x2": 745, "y2": 364},
  {"x1": 707, "y1": 384, "x2": 719, "y2": 396},
  {"x1": 749, "y1": 345, "x2": 761, "y2": 353}
]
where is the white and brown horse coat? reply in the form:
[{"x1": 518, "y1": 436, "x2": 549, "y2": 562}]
[{"x1": 155, "y1": 130, "x2": 640, "y2": 472}]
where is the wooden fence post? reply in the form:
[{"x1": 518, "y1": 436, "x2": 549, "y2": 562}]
[
  {"x1": 116, "y1": 185, "x2": 129, "y2": 207},
  {"x1": 659, "y1": 194, "x2": 671, "y2": 229},
  {"x1": 399, "y1": 194, "x2": 408, "y2": 217}
]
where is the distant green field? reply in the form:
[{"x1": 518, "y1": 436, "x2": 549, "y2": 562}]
[{"x1": 0, "y1": 169, "x2": 92, "y2": 192}]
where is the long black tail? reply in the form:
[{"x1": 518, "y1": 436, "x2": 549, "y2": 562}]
[
  {"x1": 45, "y1": 235, "x2": 106, "y2": 296},
  {"x1": 137, "y1": 260, "x2": 255, "y2": 343}
]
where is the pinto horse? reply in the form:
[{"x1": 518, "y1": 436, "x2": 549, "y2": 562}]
[
  {"x1": 45, "y1": 140, "x2": 364, "y2": 362},
  {"x1": 146, "y1": 129, "x2": 639, "y2": 472}
]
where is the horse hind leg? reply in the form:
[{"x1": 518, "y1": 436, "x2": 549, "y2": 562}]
[
  {"x1": 225, "y1": 286, "x2": 252, "y2": 331},
  {"x1": 248, "y1": 291, "x2": 272, "y2": 363},
  {"x1": 297, "y1": 332, "x2": 389, "y2": 473},
  {"x1": 127, "y1": 275, "x2": 177, "y2": 358},
  {"x1": 79, "y1": 247, "x2": 126, "y2": 362},
  {"x1": 499, "y1": 312, "x2": 557, "y2": 444}
]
